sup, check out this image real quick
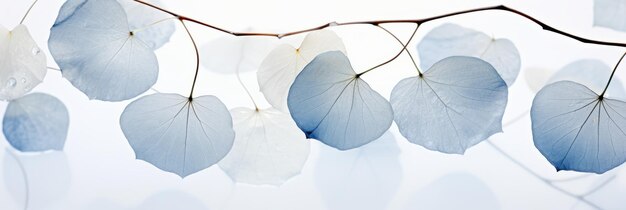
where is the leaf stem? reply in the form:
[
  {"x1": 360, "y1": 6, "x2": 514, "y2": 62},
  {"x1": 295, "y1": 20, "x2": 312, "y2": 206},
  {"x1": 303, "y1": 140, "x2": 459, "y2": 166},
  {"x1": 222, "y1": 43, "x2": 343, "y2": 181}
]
[
  {"x1": 600, "y1": 51, "x2": 626, "y2": 97},
  {"x1": 235, "y1": 64, "x2": 259, "y2": 111},
  {"x1": 19, "y1": 0, "x2": 39, "y2": 25},
  {"x1": 180, "y1": 19, "x2": 200, "y2": 99},
  {"x1": 131, "y1": 17, "x2": 177, "y2": 34},
  {"x1": 357, "y1": 23, "x2": 420, "y2": 76},
  {"x1": 375, "y1": 24, "x2": 422, "y2": 75},
  {"x1": 7, "y1": 149, "x2": 29, "y2": 210}
]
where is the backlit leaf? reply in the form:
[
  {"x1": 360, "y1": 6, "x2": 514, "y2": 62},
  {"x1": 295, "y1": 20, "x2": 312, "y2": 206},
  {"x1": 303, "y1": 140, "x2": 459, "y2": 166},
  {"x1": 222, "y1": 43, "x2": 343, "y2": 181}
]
[
  {"x1": 288, "y1": 51, "x2": 393, "y2": 150},
  {"x1": 120, "y1": 93, "x2": 235, "y2": 177},
  {"x1": 594, "y1": 0, "x2": 626, "y2": 31},
  {"x1": 118, "y1": 0, "x2": 176, "y2": 50},
  {"x1": 0, "y1": 25, "x2": 46, "y2": 100},
  {"x1": 391, "y1": 56, "x2": 508, "y2": 154},
  {"x1": 548, "y1": 59, "x2": 626, "y2": 99},
  {"x1": 201, "y1": 34, "x2": 277, "y2": 74}
]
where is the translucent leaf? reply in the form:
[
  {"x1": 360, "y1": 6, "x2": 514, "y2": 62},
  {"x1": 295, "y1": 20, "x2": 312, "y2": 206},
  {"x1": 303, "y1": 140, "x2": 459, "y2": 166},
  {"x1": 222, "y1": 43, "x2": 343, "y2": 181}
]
[
  {"x1": 390, "y1": 56, "x2": 508, "y2": 154},
  {"x1": 404, "y1": 172, "x2": 500, "y2": 210},
  {"x1": 531, "y1": 81, "x2": 626, "y2": 173},
  {"x1": 0, "y1": 25, "x2": 46, "y2": 100},
  {"x1": 49, "y1": 0, "x2": 158, "y2": 101},
  {"x1": 3, "y1": 93, "x2": 69, "y2": 152},
  {"x1": 548, "y1": 59, "x2": 626, "y2": 99},
  {"x1": 288, "y1": 51, "x2": 393, "y2": 150},
  {"x1": 201, "y1": 34, "x2": 277, "y2": 74},
  {"x1": 594, "y1": 0, "x2": 626, "y2": 31},
  {"x1": 118, "y1": 0, "x2": 175, "y2": 50},
  {"x1": 418, "y1": 23, "x2": 521, "y2": 86},
  {"x1": 219, "y1": 107, "x2": 310, "y2": 185},
  {"x1": 258, "y1": 29, "x2": 347, "y2": 112},
  {"x1": 120, "y1": 93, "x2": 235, "y2": 177},
  {"x1": 524, "y1": 67, "x2": 555, "y2": 93},
  {"x1": 315, "y1": 132, "x2": 401, "y2": 210}
]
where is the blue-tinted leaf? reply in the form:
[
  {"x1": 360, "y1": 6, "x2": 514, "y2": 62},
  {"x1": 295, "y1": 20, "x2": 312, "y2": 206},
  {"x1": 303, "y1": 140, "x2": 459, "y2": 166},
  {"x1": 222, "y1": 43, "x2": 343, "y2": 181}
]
[
  {"x1": 120, "y1": 93, "x2": 235, "y2": 178},
  {"x1": 532, "y1": 81, "x2": 626, "y2": 173},
  {"x1": 391, "y1": 56, "x2": 508, "y2": 154},
  {"x1": 404, "y1": 172, "x2": 500, "y2": 210},
  {"x1": 287, "y1": 51, "x2": 393, "y2": 150},
  {"x1": 548, "y1": 59, "x2": 626, "y2": 99},
  {"x1": 3, "y1": 93, "x2": 69, "y2": 152},
  {"x1": 49, "y1": 0, "x2": 158, "y2": 101},
  {"x1": 0, "y1": 25, "x2": 47, "y2": 100},
  {"x1": 118, "y1": 0, "x2": 175, "y2": 50},
  {"x1": 594, "y1": 0, "x2": 626, "y2": 31},
  {"x1": 418, "y1": 23, "x2": 521, "y2": 86},
  {"x1": 315, "y1": 132, "x2": 401, "y2": 210},
  {"x1": 219, "y1": 108, "x2": 310, "y2": 186}
]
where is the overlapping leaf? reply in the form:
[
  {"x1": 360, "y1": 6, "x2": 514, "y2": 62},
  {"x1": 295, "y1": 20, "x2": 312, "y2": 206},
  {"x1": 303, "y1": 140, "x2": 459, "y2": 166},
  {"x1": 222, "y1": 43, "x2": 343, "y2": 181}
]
[
  {"x1": 0, "y1": 25, "x2": 46, "y2": 100},
  {"x1": 120, "y1": 93, "x2": 235, "y2": 177},
  {"x1": 531, "y1": 81, "x2": 626, "y2": 173},
  {"x1": 49, "y1": 0, "x2": 158, "y2": 101},
  {"x1": 118, "y1": 0, "x2": 176, "y2": 50},
  {"x1": 391, "y1": 56, "x2": 508, "y2": 154},
  {"x1": 288, "y1": 51, "x2": 393, "y2": 150},
  {"x1": 201, "y1": 34, "x2": 277, "y2": 74},
  {"x1": 258, "y1": 29, "x2": 346, "y2": 112},
  {"x1": 547, "y1": 59, "x2": 626, "y2": 99},
  {"x1": 3, "y1": 93, "x2": 69, "y2": 152},
  {"x1": 418, "y1": 23, "x2": 521, "y2": 86},
  {"x1": 594, "y1": 0, "x2": 626, "y2": 31},
  {"x1": 219, "y1": 108, "x2": 310, "y2": 185}
]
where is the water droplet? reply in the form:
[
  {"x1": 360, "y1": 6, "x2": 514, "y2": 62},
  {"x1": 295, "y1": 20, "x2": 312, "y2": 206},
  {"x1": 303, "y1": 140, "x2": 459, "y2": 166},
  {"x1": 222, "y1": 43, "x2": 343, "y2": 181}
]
[
  {"x1": 31, "y1": 47, "x2": 40, "y2": 55},
  {"x1": 329, "y1": 21, "x2": 338, "y2": 27},
  {"x1": 6, "y1": 78, "x2": 16, "y2": 88},
  {"x1": 20, "y1": 78, "x2": 26, "y2": 83}
]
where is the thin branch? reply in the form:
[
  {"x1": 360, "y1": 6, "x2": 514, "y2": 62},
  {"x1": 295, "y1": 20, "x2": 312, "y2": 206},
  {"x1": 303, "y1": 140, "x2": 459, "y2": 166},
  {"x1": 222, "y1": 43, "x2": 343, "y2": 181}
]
[
  {"x1": 47, "y1": 66, "x2": 60, "y2": 71},
  {"x1": 132, "y1": 17, "x2": 177, "y2": 34},
  {"x1": 357, "y1": 24, "x2": 420, "y2": 76},
  {"x1": 375, "y1": 25, "x2": 422, "y2": 75},
  {"x1": 19, "y1": 0, "x2": 39, "y2": 25},
  {"x1": 132, "y1": 1, "x2": 626, "y2": 47},
  {"x1": 7, "y1": 149, "x2": 29, "y2": 210},
  {"x1": 179, "y1": 19, "x2": 200, "y2": 99},
  {"x1": 600, "y1": 51, "x2": 626, "y2": 97}
]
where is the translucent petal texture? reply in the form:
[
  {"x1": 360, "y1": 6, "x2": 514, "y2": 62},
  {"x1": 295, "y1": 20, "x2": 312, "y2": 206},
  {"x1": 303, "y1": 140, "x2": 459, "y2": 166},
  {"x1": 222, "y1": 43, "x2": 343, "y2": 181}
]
[
  {"x1": 391, "y1": 56, "x2": 508, "y2": 154},
  {"x1": 120, "y1": 93, "x2": 235, "y2": 177},
  {"x1": 288, "y1": 51, "x2": 393, "y2": 150},
  {"x1": 49, "y1": 0, "x2": 158, "y2": 101},
  {"x1": 118, "y1": 0, "x2": 175, "y2": 50},
  {"x1": 594, "y1": 0, "x2": 626, "y2": 31},
  {"x1": 315, "y1": 132, "x2": 401, "y2": 210},
  {"x1": 0, "y1": 25, "x2": 46, "y2": 100},
  {"x1": 258, "y1": 30, "x2": 347, "y2": 112},
  {"x1": 531, "y1": 81, "x2": 626, "y2": 173},
  {"x1": 2, "y1": 93, "x2": 69, "y2": 152},
  {"x1": 219, "y1": 108, "x2": 310, "y2": 185},
  {"x1": 548, "y1": 59, "x2": 626, "y2": 99},
  {"x1": 404, "y1": 173, "x2": 500, "y2": 210},
  {"x1": 418, "y1": 23, "x2": 521, "y2": 86},
  {"x1": 201, "y1": 35, "x2": 276, "y2": 74}
]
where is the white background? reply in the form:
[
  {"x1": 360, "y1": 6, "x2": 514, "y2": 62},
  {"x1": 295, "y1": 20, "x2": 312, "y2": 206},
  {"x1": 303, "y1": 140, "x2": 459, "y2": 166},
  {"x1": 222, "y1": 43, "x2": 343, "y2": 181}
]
[{"x1": 2, "y1": 0, "x2": 626, "y2": 209}]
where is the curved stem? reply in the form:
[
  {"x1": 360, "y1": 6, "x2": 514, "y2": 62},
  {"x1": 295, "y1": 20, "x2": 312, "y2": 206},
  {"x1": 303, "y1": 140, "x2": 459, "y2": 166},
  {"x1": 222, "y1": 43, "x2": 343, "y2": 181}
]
[
  {"x1": 47, "y1": 66, "x2": 60, "y2": 71},
  {"x1": 180, "y1": 19, "x2": 200, "y2": 99},
  {"x1": 19, "y1": 0, "x2": 39, "y2": 25},
  {"x1": 7, "y1": 149, "x2": 29, "y2": 210},
  {"x1": 235, "y1": 65, "x2": 259, "y2": 110},
  {"x1": 358, "y1": 23, "x2": 420, "y2": 76},
  {"x1": 600, "y1": 51, "x2": 626, "y2": 97},
  {"x1": 132, "y1": 17, "x2": 177, "y2": 34},
  {"x1": 376, "y1": 25, "x2": 422, "y2": 75}
]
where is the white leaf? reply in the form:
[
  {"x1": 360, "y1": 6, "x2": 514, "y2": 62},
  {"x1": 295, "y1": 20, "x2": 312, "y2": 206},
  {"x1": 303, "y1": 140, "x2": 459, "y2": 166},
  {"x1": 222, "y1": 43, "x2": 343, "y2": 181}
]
[
  {"x1": 201, "y1": 34, "x2": 277, "y2": 74},
  {"x1": 0, "y1": 25, "x2": 46, "y2": 100}
]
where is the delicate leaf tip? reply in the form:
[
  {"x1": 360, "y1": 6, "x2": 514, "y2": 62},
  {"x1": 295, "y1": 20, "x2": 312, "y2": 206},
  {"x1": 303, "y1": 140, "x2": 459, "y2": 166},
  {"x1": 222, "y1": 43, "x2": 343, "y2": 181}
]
[
  {"x1": 49, "y1": 0, "x2": 158, "y2": 101},
  {"x1": 120, "y1": 93, "x2": 235, "y2": 177},
  {"x1": 391, "y1": 56, "x2": 508, "y2": 154},
  {"x1": 532, "y1": 81, "x2": 626, "y2": 174},
  {"x1": 219, "y1": 108, "x2": 310, "y2": 185},
  {"x1": 288, "y1": 51, "x2": 393, "y2": 150},
  {"x1": 3, "y1": 93, "x2": 69, "y2": 152},
  {"x1": 418, "y1": 23, "x2": 521, "y2": 86},
  {"x1": 0, "y1": 25, "x2": 47, "y2": 100},
  {"x1": 258, "y1": 29, "x2": 347, "y2": 112}
]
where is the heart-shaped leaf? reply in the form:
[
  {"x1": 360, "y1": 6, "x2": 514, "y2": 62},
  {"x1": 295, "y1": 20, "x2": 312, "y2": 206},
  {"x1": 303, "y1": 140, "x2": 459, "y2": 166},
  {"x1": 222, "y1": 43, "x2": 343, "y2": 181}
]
[
  {"x1": 49, "y1": 0, "x2": 158, "y2": 101},
  {"x1": 219, "y1": 107, "x2": 310, "y2": 185},
  {"x1": 258, "y1": 29, "x2": 346, "y2": 112},
  {"x1": 3, "y1": 93, "x2": 69, "y2": 152},
  {"x1": 532, "y1": 81, "x2": 626, "y2": 173},
  {"x1": 120, "y1": 93, "x2": 235, "y2": 177},
  {"x1": 390, "y1": 56, "x2": 508, "y2": 154},
  {"x1": 418, "y1": 23, "x2": 521, "y2": 86},
  {"x1": 288, "y1": 51, "x2": 393, "y2": 150},
  {"x1": 0, "y1": 25, "x2": 46, "y2": 100},
  {"x1": 118, "y1": 0, "x2": 175, "y2": 50}
]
